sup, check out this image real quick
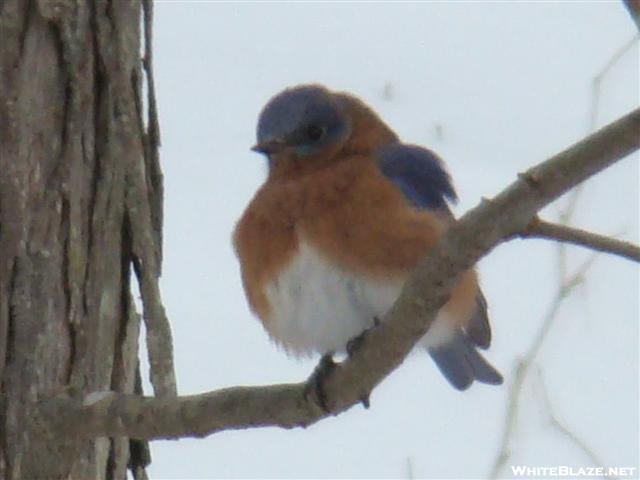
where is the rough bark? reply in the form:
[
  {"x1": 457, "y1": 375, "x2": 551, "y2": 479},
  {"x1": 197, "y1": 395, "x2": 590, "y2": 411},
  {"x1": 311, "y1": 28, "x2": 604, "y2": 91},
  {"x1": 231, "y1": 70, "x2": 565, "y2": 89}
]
[{"x1": 0, "y1": 1, "x2": 174, "y2": 478}]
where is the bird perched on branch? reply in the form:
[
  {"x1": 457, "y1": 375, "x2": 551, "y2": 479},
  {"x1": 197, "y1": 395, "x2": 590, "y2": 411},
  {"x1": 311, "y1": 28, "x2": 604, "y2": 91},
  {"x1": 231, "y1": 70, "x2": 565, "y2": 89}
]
[{"x1": 234, "y1": 84, "x2": 502, "y2": 393}]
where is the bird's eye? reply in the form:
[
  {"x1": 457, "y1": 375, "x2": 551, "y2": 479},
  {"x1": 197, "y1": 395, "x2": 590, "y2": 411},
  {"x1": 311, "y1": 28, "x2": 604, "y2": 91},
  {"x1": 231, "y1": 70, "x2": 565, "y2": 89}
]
[{"x1": 305, "y1": 124, "x2": 325, "y2": 141}]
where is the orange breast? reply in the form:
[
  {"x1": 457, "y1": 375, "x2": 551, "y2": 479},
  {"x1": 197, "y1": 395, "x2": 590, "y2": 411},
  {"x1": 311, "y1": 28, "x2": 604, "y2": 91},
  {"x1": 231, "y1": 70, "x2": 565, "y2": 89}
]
[{"x1": 233, "y1": 155, "x2": 478, "y2": 330}]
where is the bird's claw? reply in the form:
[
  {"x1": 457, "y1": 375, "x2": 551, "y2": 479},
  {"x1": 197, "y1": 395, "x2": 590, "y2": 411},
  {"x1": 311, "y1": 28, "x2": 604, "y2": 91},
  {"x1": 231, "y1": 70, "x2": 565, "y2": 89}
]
[
  {"x1": 306, "y1": 317, "x2": 380, "y2": 411},
  {"x1": 304, "y1": 353, "x2": 336, "y2": 412},
  {"x1": 346, "y1": 333, "x2": 365, "y2": 358},
  {"x1": 346, "y1": 316, "x2": 381, "y2": 357},
  {"x1": 345, "y1": 317, "x2": 380, "y2": 409}
]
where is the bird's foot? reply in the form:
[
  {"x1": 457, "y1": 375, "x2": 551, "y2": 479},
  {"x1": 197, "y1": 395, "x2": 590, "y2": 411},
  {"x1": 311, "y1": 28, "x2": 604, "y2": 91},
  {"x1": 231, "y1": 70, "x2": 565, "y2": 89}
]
[
  {"x1": 304, "y1": 353, "x2": 336, "y2": 412},
  {"x1": 345, "y1": 317, "x2": 380, "y2": 409},
  {"x1": 346, "y1": 316, "x2": 381, "y2": 358}
]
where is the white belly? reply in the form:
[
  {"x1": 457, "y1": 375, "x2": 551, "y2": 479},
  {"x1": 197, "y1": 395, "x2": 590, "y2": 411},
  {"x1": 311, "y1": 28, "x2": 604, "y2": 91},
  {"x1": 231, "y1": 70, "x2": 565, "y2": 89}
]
[{"x1": 264, "y1": 241, "x2": 454, "y2": 357}]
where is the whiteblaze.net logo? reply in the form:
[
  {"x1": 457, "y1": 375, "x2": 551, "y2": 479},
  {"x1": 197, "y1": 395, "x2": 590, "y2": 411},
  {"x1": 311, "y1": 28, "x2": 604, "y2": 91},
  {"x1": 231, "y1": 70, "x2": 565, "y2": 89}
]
[{"x1": 511, "y1": 466, "x2": 637, "y2": 477}]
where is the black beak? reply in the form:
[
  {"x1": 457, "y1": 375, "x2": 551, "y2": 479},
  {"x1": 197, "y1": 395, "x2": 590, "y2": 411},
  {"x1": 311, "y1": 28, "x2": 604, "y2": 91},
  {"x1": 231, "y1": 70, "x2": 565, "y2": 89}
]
[{"x1": 251, "y1": 139, "x2": 286, "y2": 155}]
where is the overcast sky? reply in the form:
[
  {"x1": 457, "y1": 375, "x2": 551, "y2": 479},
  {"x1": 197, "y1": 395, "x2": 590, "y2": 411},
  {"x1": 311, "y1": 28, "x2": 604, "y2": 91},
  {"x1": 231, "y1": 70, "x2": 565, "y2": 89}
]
[{"x1": 144, "y1": 2, "x2": 639, "y2": 478}]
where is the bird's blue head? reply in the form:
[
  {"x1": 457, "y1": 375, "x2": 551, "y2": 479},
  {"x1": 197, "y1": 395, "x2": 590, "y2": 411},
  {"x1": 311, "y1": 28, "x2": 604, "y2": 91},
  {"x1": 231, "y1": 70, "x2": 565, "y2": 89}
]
[{"x1": 252, "y1": 85, "x2": 351, "y2": 160}]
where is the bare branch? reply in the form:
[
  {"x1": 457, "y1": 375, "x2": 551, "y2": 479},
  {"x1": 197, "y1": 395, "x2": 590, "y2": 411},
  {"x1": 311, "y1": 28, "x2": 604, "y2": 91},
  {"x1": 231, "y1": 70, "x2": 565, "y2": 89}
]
[
  {"x1": 559, "y1": 33, "x2": 638, "y2": 277},
  {"x1": 406, "y1": 457, "x2": 416, "y2": 480},
  {"x1": 522, "y1": 218, "x2": 640, "y2": 262},
  {"x1": 31, "y1": 108, "x2": 640, "y2": 441},
  {"x1": 587, "y1": 34, "x2": 639, "y2": 135},
  {"x1": 491, "y1": 35, "x2": 638, "y2": 476},
  {"x1": 535, "y1": 368, "x2": 613, "y2": 477},
  {"x1": 488, "y1": 253, "x2": 598, "y2": 479}
]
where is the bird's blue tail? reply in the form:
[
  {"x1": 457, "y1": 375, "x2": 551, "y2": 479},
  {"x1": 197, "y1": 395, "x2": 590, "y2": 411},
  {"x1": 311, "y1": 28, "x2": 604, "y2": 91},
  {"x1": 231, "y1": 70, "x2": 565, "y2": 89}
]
[{"x1": 428, "y1": 332, "x2": 503, "y2": 390}]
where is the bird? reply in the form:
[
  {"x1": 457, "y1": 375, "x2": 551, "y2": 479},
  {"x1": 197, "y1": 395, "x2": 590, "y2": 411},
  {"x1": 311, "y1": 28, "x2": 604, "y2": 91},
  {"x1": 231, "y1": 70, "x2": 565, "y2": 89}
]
[{"x1": 233, "y1": 84, "x2": 502, "y2": 392}]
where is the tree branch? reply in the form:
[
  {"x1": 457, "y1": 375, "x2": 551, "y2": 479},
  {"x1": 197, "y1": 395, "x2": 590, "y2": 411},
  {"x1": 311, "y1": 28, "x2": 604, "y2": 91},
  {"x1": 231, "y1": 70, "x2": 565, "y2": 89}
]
[
  {"x1": 489, "y1": 32, "x2": 638, "y2": 476},
  {"x1": 535, "y1": 368, "x2": 612, "y2": 476},
  {"x1": 488, "y1": 254, "x2": 597, "y2": 479},
  {"x1": 34, "y1": 108, "x2": 640, "y2": 441},
  {"x1": 558, "y1": 33, "x2": 638, "y2": 278},
  {"x1": 522, "y1": 218, "x2": 640, "y2": 262}
]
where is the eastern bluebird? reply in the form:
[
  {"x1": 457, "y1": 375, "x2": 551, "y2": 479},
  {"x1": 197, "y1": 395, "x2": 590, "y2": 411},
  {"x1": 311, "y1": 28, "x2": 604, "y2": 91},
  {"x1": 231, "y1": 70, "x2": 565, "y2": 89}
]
[{"x1": 234, "y1": 84, "x2": 502, "y2": 391}]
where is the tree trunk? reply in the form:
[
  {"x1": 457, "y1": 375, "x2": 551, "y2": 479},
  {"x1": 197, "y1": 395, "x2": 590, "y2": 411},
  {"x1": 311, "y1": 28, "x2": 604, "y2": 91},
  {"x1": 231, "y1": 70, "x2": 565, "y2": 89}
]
[{"x1": 0, "y1": 1, "x2": 165, "y2": 478}]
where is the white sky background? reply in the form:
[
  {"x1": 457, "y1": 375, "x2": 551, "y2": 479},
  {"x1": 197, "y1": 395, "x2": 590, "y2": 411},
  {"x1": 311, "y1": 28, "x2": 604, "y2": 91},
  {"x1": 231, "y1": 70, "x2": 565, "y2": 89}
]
[{"x1": 144, "y1": 2, "x2": 639, "y2": 479}]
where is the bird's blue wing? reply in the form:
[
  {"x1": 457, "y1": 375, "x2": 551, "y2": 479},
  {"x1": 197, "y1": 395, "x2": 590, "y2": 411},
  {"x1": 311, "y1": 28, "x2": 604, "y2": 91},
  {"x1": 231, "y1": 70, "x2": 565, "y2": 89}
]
[
  {"x1": 376, "y1": 143, "x2": 501, "y2": 390},
  {"x1": 376, "y1": 143, "x2": 457, "y2": 212}
]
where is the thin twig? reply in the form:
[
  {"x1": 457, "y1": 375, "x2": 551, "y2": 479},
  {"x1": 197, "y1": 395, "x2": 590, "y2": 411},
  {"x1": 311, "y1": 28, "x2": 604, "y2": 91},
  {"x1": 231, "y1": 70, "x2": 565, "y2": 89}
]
[
  {"x1": 490, "y1": 34, "x2": 639, "y2": 477},
  {"x1": 534, "y1": 367, "x2": 613, "y2": 479},
  {"x1": 488, "y1": 255, "x2": 597, "y2": 479},
  {"x1": 558, "y1": 33, "x2": 638, "y2": 279},
  {"x1": 523, "y1": 218, "x2": 640, "y2": 262},
  {"x1": 406, "y1": 456, "x2": 415, "y2": 480}
]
